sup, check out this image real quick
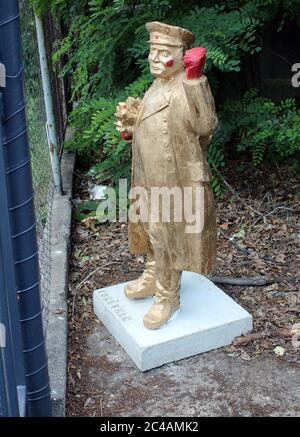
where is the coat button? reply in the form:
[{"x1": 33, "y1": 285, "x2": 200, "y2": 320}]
[
  {"x1": 166, "y1": 154, "x2": 172, "y2": 161},
  {"x1": 163, "y1": 117, "x2": 167, "y2": 122},
  {"x1": 163, "y1": 130, "x2": 168, "y2": 134},
  {"x1": 163, "y1": 142, "x2": 169, "y2": 148}
]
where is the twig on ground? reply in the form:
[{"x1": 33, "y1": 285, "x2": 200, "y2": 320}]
[
  {"x1": 233, "y1": 332, "x2": 268, "y2": 346},
  {"x1": 256, "y1": 192, "x2": 269, "y2": 212},
  {"x1": 219, "y1": 229, "x2": 251, "y2": 254},
  {"x1": 71, "y1": 261, "x2": 120, "y2": 317},
  {"x1": 212, "y1": 164, "x2": 263, "y2": 216},
  {"x1": 209, "y1": 275, "x2": 279, "y2": 286},
  {"x1": 219, "y1": 230, "x2": 275, "y2": 264},
  {"x1": 248, "y1": 205, "x2": 297, "y2": 230}
]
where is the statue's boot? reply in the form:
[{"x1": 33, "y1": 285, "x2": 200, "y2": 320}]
[
  {"x1": 143, "y1": 272, "x2": 181, "y2": 330},
  {"x1": 124, "y1": 256, "x2": 157, "y2": 299}
]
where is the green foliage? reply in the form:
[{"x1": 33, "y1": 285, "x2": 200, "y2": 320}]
[
  {"x1": 43, "y1": 0, "x2": 300, "y2": 196},
  {"x1": 74, "y1": 200, "x2": 99, "y2": 222},
  {"x1": 30, "y1": 0, "x2": 89, "y2": 18},
  {"x1": 52, "y1": 0, "x2": 275, "y2": 101},
  {"x1": 208, "y1": 127, "x2": 228, "y2": 197},
  {"x1": 52, "y1": 1, "x2": 176, "y2": 101},
  {"x1": 66, "y1": 76, "x2": 151, "y2": 181},
  {"x1": 180, "y1": 2, "x2": 266, "y2": 73},
  {"x1": 51, "y1": 0, "x2": 300, "y2": 98},
  {"x1": 67, "y1": 97, "x2": 116, "y2": 156},
  {"x1": 220, "y1": 90, "x2": 300, "y2": 166}
]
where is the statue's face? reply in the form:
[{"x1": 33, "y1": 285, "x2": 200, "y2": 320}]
[{"x1": 148, "y1": 44, "x2": 184, "y2": 79}]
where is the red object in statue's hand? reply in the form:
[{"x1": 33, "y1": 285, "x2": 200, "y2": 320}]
[
  {"x1": 121, "y1": 131, "x2": 132, "y2": 141},
  {"x1": 183, "y1": 47, "x2": 206, "y2": 80}
]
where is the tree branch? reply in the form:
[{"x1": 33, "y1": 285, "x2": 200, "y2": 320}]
[{"x1": 209, "y1": 275, "x2": 279, "y2": 286}]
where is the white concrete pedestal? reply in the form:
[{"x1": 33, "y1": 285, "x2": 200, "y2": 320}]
[{"x1": 93, "y1": 272, "x2": 252, "y2": 371}]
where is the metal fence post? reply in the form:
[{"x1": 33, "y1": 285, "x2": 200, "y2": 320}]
[
  {"x1": 0, "y1": 69, "x2": 28, "y2": 416},
  {"x1": 0, "y1": 1, "x2": 52, "y2": 417},
  {"x1": 0, "y1": 257, "x2": 19, "y2": 417},
  {"x1": 35, "y1": 13, "x2": 62, "y2": 192}
]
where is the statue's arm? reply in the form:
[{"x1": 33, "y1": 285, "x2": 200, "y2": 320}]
[
  {"x1": 183, "y1": 47, "x2": 218, "y2": 139},
  {"x1": 182, "y1": 75, "x2": 218, "y2": 138}
]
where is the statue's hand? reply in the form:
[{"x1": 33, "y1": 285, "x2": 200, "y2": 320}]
[
  {"x1": 115, "y1": 97, "x2": 141, "y2": 141},
  {"x1": 115, "y1": 118, "x2": 133, "y2": 138},
  {"x1": 183, "y1": 47, "x2": 206, "y2": 80}
]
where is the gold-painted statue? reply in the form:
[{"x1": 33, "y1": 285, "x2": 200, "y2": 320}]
[{"x1": 115, "y1": 21, "x2": 218, "y2": 330}]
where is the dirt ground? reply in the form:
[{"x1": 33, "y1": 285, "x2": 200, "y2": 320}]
[{"x1": 66, "y1": 161, "x2": 300, "y2": 417}]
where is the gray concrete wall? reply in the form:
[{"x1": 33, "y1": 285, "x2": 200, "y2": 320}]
[{"x1": 46, "y1": 151, "x2": 75, "y2": 416}]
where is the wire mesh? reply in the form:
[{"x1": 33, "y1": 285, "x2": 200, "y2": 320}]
[{"x1": 20, "y1": 0, "x2": 54, "y2": 334}]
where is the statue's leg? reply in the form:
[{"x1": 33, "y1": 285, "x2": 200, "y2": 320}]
[
  {"x1": 143, "y1": 259, "x2": 182, "y2": 330},
  {"x1": 140, "y1": 220, "x2": 182, "y2": 329},
  {"x1": 124, "y1": 249, "x2": 158, "y2": 299}
]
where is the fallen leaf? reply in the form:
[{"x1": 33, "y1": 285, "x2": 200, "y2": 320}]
[
  {"x1": 275, "y1": 253, "x2": 286, "y2": 263},
  {"x1": 231, "y1": 229, "x2": 246, "y2": 240},
  {"x1": 276, "y1": 327, "x2": 293, "y2": 338},
  {"x1": 220, "y1": 222, "x2": 230, "y2": 230},
  {"x1": 270, "y1": 217, "x2": 280, "y2": 225},
  {"x1": 274, "y1": 346, "x2": 285, "y2": 357},
  {"x1": 84, "y1": 397, "x2": 92, "y2": 408},
  {"x1": 227, "y1": 351, "x2": 241, "y2": 358},
  {"x1": 291, "y1": 323, "x2": 300, "y2": 335},
  {"x1": 121, "y1": 251, "x2": 131, "y2": 258},
  {"x1": 54, "y1": 309, "x2": 66, "y2": 315},
  {"x1": 233, "y1": 332, "x2": 264, "y2": 347},
  {"x1": 293, "y1": 194, "x2": 300, "y2": 202},
  {"x1": 240, "y1": 351, "x2": 251, "y2": 361}
]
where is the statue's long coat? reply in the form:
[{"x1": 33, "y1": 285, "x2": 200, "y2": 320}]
[{"x1": 128, "y1": 71, "x2": 218, "y2": 275}]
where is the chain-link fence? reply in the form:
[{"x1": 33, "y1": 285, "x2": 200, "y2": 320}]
[{"x1": 20, "y1": 0, "x2": 54, "y2": 333}]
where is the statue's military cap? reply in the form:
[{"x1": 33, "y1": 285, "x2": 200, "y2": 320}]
[{"x1": 146, "y1": 21, "x2": 195, "y2": 48}]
